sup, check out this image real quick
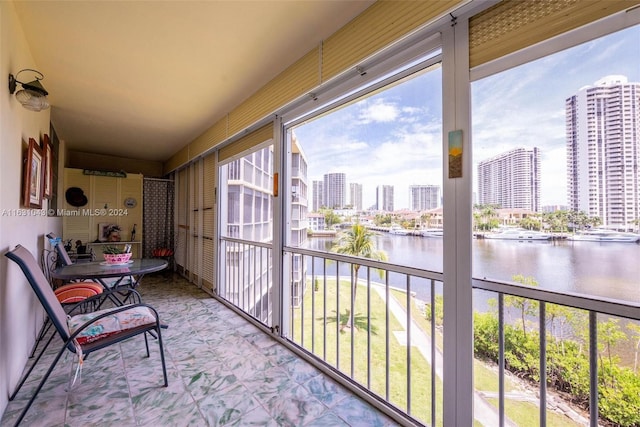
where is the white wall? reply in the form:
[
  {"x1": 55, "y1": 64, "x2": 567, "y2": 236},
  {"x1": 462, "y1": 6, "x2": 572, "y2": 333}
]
[{"x1": 0, "y1": 1, "x2": 62, "y2": 416}]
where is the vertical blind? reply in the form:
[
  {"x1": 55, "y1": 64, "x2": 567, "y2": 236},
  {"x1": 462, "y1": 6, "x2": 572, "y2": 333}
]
[
  {"x1": 469, "y1": 0, "x2": 639, "y2": 68},
  {"x1": 321, "y1": 0, "x2": 458, "y2": 81},
  {"x1": 202, "y1": 154, "x2": 216, "y2": 293},
  {"x1": 175, "y1": 168, "x2": 189, "y2": 271},
  {"x1": 218, "y1": 123, "x2": 274, "y2": 163},
  {"x1": 188, "y1": 161, "x2": 200, "y2": 283}
]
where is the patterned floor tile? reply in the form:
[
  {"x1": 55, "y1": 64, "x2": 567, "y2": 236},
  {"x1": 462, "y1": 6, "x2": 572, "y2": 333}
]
[
  {"x1": 223, "y1": 405, "x2": 280, "y2": 427},
  {"x1": 0, "y1": 273, "x2": 399, "y2": 427},
  {"x1": 304, "y1": 411, "x2": 351, "y2": 426},
  {"x1": 262, "y1": 384, "x2": 328, "y2": 427},
  {"x1": 332, "y1": 396, "x2": 398, "y2": 427},
  {"x1": 196, "y1": 383, "x2": 260, "y2": 426},
  {"x1": 303, "y1": 375, "x2": 351, "y2": 407}
]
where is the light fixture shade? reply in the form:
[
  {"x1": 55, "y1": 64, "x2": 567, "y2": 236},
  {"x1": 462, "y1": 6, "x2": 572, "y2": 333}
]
[
  {"x1": 8, "y1": 70, "x2": 50, "y2": 112},
  {"x1": 15, "y1": 87, "x2": 50, "y2": 111},
  {"x1": 16, "y1": 89, "x2": 49, "y2": 111}
]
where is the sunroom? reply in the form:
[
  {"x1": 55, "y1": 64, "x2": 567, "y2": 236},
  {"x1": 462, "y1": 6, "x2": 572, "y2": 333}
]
[{"x1": 2, "y1": 1, "x2": 640, "y2": 426}]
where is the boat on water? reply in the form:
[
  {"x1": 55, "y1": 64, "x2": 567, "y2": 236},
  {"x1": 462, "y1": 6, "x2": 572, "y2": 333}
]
[
  {"x1": 568, "y1": 229, "x2": 640, "y2": 243},
  {"x1": 389, "y1": 225, "x2": 411, "y2": 236},
  {"x1": 420, "y1": 228, "x2": 443, "y2": 238},
  {"x1": 484, "y1": 228, "x2": 551, "y2": 241}
]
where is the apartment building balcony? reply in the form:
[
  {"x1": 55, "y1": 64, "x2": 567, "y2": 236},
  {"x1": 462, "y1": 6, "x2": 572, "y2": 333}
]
[{"x1": 4, "y1": 245, "x2": 640, "y2": 427}]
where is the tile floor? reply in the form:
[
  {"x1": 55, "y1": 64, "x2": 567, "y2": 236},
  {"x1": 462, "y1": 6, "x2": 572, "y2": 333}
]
[{"x1": 1, "y1": 273, "x2": 399, "y2": 427}]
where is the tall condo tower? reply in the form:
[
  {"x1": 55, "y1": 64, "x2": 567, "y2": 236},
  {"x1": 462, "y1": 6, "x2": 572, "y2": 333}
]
[
  {"x1": 566, "y1": 75, "x2": 640, "y2": 227},
  {"x1": 409, "y1": 185, "x2": 441, "y2": 210},
  {"x1": 323, "y1": 173, "x2": 346, "y2": 209},
  {"x1": 312, "y1": 180, "x2": 324, "y2": 212},
  {"x1": 477, "y1": 147, "x2": 541, "y2": 211},
  {"x1": 349, "y1": 183, "x2": 363, "y2": 210},
  {"x1": 376, "y1": 185, "x2": 394, "y2": 212}
]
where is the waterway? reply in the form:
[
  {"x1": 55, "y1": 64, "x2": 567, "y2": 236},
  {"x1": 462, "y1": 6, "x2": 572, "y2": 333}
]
[{"x1": 304, "y1": 233, "x2": 640, "y2": 304}]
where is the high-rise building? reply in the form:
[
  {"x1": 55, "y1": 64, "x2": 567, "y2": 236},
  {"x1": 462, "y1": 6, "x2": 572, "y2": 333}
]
[
  {"x1": 312, "y1": 180, "x2": 323, "y2": 212},
  {"x1": 566, "y1": 75, "x2": 640, "y2": 227},
  {"x1": 323, "y1": 173, "x2": 346, "y2": 209},
  {"x1": 377, "y1": 185, "x2": 394, "y2": 212},
  {"x1": 409, "y1": 185, "x2": 440, "y2": 210},
  {"x1": 221, "y1": 146, "x2": 274, "y2": 321},
  {"x1": 221, "y1": 137, "x2": 310, "y2": 315},
  {"x1": 477, "y1": 147, "x2": 540, "y2": 211},
  {"x1": 224, "y1": 147, "x2": 274, "y2": 241},
  {"x1": 290, "y1": 138, "x2": 308, "y2": 248},
  {"x1": 349, "y1": 183, "x2": 363, "y2": 210},
  {"x1": 290, "y1": 135, "x2": 309, "y2": 307}
]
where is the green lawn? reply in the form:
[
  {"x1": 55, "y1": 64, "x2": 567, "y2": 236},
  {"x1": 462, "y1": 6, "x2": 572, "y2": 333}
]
[
  {"x1": 291, "y1": 278, "x2": 582, "y2": 427},
  {"x1": 291, "y1": 278, "x2": 443, "y2": 426},
  {"x1": 485, "y1": 398, "x2": 581, "y2": 427}
]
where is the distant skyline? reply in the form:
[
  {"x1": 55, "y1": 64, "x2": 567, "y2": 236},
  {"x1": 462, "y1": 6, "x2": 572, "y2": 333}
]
[
  {"x1": 472, "y1": 25, "x2": 639, "y2": 206},
  {"x1": 293, "y1": 25, "x2": 639, "y2": 210}
]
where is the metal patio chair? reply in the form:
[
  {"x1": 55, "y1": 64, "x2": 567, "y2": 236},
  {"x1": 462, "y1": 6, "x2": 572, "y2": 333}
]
[
  {"x1": 5, "y1": 245, "x2": 168, "y2": 426},
  {"x1": 24, "y1": 236, "x2": 106, "y2": 359}
]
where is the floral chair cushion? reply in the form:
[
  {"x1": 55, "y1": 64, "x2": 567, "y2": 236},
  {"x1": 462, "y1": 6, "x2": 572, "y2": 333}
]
[{"x1": 68, "y1": 305, "x2": 157, "y2": 345}]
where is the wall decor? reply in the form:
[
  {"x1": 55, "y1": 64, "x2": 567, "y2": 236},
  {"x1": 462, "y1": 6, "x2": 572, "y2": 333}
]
[
  {"x1": 65, "y1": 186, "x2": 88, "y2": 207},
  {"x1": 23, "y1": 138, "x2": 44, "y2": 208},
  {"x1": 99, "y1": 223, "x2": 122, "y2": 242},
  {"x1": 42, "y1": 134, "x2": 53, "y2": 199},
  {"x1": 83, "y1": 169, "x2": 127, "y2": 178},
  {"x1": 124, "y1": 197, "x2": 137, "y2": 208},
  {"x1": 448, "y1": 129, "x2": 463, "y2": 179}
]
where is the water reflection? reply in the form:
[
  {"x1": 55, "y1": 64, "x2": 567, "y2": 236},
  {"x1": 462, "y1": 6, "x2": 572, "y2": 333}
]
[{"x1": 303, "y1": 233, "x2": 640, "y2": 303}]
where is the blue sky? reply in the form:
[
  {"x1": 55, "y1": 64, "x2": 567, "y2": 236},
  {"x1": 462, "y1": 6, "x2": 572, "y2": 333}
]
[{"x1": 293, "y1": 24, "x2": 639, "y2": 210}]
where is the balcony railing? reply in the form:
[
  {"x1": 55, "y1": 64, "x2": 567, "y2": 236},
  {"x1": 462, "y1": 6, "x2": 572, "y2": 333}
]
[
  {"x1": 219, "y1": 237, "x2": 274, "y2": 326},
  {"x1": 472, "y1": 277, "x2": 640, "y2": 427},
  {"x1": 216, "y1": 238, "x2": 640, "y2": 426},
  {"x1": 285, "y1": 247, "x2": 443, "y2": 426}
]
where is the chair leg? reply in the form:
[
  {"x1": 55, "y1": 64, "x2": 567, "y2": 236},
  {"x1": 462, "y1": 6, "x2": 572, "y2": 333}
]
[
  {"x1": 155, "y1": 326, "x2": 168, "y2": 387},
  {"x1": 29, "y1": 318, "x2": 52, "y2": 358},
  {"x1": 10, "y1": 330, "x2": 57, "y2": 401},
  {"x1": 144, "y1": 332, "x2": 150, "y2": 357},
  {"x1": 13, "y1": 344, "x2": 68, "y2": 427}
]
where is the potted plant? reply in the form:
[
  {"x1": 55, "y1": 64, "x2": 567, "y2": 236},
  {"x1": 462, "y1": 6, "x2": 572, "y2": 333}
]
[{"x1": 102, "y1": 245, "x2": 132, "y2": 264}]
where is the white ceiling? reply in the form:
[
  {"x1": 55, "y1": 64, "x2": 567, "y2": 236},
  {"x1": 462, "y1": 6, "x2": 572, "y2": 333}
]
[{"x1": 13, "y1": 0, "x2": 374, "y2": 162}]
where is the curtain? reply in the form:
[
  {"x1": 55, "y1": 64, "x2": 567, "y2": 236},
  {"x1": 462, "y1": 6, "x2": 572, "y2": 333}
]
[{"x1": 143, "y1": 178, "x2": 175, "y2": 259}]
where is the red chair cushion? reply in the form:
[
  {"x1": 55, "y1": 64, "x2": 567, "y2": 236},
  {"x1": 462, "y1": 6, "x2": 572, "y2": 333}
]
[{"x1": 54, "y1": 282, "x2": 104, "y2": 304}]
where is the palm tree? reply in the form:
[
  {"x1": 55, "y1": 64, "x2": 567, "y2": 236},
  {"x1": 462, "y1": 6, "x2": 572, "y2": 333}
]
[
  {"x1": 474, "y1": 204, "x2": 500, "y2": 231},
  {"x1": 420, "y1": 213, "x2": 433, "y2": 229},
  {"x1": 331, "y1": 223, "x2": 387, "y2": 330}
]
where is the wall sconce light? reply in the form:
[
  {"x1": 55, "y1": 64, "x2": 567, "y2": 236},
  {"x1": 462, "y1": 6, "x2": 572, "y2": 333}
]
[{"x1": 8, "y1": 69, "x2": 50, "y2": 111}]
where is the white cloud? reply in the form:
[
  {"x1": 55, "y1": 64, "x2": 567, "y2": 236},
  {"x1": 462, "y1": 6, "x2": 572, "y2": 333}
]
[
  {"x1": 295, "y1": 25, "x2": 639, "y2": 212},
  {"x1": 357, "y1": 98, "x2": 400, "y2": 124}
]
